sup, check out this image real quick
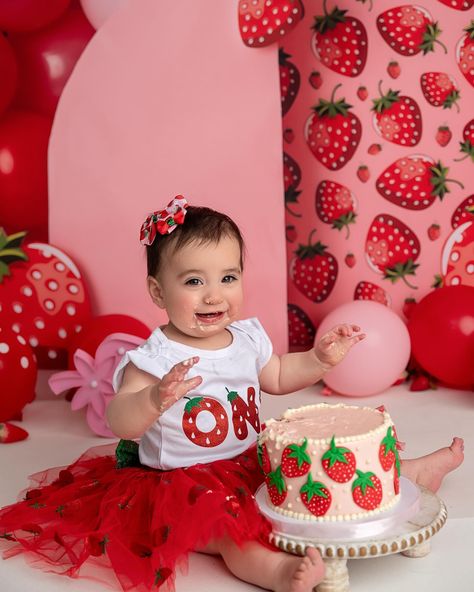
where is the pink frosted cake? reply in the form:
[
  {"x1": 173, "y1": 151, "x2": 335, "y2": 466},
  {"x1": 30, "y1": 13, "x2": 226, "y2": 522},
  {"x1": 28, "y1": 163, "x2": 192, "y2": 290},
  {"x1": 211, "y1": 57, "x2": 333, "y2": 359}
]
[{"x1": 258, "y1": 403, "x2": 401, "y2": 522}]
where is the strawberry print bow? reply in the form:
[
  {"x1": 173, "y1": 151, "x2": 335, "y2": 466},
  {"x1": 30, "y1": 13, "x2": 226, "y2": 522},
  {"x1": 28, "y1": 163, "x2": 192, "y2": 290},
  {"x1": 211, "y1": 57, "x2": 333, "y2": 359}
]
[{"x1": 140, "y1": 196, "x2": 188, "y2": 245}]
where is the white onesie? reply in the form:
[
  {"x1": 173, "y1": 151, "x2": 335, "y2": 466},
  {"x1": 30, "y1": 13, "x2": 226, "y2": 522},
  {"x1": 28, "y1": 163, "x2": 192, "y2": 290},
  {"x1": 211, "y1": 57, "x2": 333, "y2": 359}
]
[{"x1": 113, "y1": 318, "x2": 272, "y2": 470}]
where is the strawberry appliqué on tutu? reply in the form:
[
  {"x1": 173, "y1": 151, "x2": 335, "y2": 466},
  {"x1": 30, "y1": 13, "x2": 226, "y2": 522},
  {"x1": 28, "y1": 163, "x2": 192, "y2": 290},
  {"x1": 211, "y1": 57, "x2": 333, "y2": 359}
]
[{"x1": 0, "y1": 440, "x2": 273, "y2": 591}]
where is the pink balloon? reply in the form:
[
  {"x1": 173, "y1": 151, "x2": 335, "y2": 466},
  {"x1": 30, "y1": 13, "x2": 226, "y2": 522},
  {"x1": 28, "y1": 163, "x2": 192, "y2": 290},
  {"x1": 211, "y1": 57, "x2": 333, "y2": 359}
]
[
  {"x1": 0, "y1": 0, "x2": 70, "y2": 33},
  {"x1": 80, "y1": 0, "x2": 128, "y2": 29},
  {"x1": 315, "y1": 301, "x2": 410, "y2": 396},
  {"x1": 9, "y1": 7, "x2": 94, "y2": 116}
]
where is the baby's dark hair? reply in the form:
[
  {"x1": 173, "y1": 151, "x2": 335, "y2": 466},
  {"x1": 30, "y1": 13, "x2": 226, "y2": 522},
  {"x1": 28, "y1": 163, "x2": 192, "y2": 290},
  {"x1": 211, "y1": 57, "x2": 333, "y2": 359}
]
[{"x1": 146, "y1": 205, "x2": 245, "y2": 277}]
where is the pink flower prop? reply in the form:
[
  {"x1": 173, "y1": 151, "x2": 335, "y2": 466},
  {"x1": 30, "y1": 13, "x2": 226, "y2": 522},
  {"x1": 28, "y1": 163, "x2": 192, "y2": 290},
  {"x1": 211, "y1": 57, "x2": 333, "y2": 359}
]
[{"x1": 48, "y1": 333, "x2": 145, "y2": 437}]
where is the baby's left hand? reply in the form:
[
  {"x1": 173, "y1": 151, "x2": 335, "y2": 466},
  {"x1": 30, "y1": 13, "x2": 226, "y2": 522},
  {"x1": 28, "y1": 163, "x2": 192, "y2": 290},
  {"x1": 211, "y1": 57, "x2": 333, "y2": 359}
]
[{"x1": 314, "y1": 324, "x2": 365, "y2": 369}]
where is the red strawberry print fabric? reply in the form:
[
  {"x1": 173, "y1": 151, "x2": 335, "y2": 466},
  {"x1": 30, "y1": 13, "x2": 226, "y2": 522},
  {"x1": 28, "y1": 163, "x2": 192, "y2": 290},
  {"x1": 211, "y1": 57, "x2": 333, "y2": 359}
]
[{"x1": 281, "y1": 1, "x2": 474, "y2": 347}]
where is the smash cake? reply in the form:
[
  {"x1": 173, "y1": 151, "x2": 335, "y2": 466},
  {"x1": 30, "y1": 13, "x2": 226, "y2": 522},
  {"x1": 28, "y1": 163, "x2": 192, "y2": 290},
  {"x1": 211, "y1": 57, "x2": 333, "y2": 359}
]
[{"x1": 258, "y1": 403, "x2": 401, "y2": 522}]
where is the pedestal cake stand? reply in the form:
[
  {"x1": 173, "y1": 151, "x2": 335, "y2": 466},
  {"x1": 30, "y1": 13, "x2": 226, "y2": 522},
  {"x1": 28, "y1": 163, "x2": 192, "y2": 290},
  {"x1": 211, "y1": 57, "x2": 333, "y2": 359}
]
[{"x1": 256, "y1": 477, "x2": 447, "y2": 592}]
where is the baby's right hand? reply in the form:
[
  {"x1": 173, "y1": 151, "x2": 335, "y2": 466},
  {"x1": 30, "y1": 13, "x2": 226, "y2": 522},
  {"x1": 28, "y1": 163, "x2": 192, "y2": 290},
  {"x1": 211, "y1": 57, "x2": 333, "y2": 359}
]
[{"x1": 151, "y1": 357, "x2": 202, "y2": 415}]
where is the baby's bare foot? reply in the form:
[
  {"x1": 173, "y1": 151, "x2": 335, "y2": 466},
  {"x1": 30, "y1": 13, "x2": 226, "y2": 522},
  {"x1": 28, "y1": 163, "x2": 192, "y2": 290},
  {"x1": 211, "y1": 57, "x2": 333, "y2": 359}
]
[
  {"x1": 402, "y1": 437, "x2": 464, "y2": 493},
  {"x1": 276, "y1": 547, "x2": 325, "y2": 592}
]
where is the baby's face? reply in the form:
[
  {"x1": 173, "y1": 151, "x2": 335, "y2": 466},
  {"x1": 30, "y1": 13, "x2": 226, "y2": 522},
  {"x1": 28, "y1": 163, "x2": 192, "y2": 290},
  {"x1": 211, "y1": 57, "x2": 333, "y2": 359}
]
[{"x1": 153, "y1": 235, "x2": 243, "y2": 344}]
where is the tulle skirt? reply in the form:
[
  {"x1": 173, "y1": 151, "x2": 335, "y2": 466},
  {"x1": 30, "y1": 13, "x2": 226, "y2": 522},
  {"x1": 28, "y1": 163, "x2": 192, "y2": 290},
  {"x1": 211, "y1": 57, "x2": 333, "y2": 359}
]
[{"x1": 0, "y1": 441, "x2": 273, "y2": 591}]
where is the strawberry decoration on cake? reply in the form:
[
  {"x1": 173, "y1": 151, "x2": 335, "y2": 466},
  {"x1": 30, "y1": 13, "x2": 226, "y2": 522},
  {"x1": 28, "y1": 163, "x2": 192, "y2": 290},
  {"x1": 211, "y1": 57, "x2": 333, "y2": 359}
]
[
  {"x1": 305, "y1": 84, "x2": 362, "y2": 170},
  {"x1": 376, "y1": 5, "x2": 447, "y2": 56},
  {"x1": 351, "y1": 470, "x2": 383, "y2": 510},
  {"x1": 420, "y1": 72, "x2": 461, "y2": 111},
  {"x1": 238, "y1": 0, "x2": 304, "y2": 48},
  {"x1": 0, "y1": 229, "x2": 92, "y2": 368},
  {"x1": 280, "y1": 438, "x2": 311, "y2": 477},
  {"x1": 311, "y1": 1, "x2": 368, "y2": 77},
  {"x1": 290, "y1": 230, "x2": 338, "y2": 302},
  {"x1": 300, "y1": 474, "x2": 332, "y2": 516},
  {"x1": 378, "y1": 427, "x2": 401, "y2": 472},
  {"x1": 371, "y1": 81, "x2": 422, "y2": 146},
  {"x1": 321, "y1": 436, "x2": 356, "y2": 483},
  {"x1": 365, "y1": 214, "x2": 420, "y2": 288},
  {"x1": 456, "y1": 20, "x2": 474, "y2": 86},
  {"x1": 265, "y1": 466, "x2": 287, "y2": 506},
  {"x1": 354, "y1": 281, "x2": 391, "y2": 306},
  {"x1": 279, "y1": 49, "x2": 300, "y2": 116},
  {"x1": 257, "y1": 442, "x2": 271, "y2": 475},
  {"x1": 376, "y1": 156, "x2": 464, "y2": 211},
  {"x1": 315, "y1": 180, "x2": 358, "y2": 238},
  {"x1": 288, "y1": 303, "x2": 316, "y2": 347}
]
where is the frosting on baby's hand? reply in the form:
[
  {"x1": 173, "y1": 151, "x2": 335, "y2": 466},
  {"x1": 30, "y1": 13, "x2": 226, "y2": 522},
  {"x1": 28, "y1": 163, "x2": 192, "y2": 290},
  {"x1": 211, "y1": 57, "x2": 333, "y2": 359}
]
[{"x1": 314, "y1": 324, "x2": 365, "y2": 369}]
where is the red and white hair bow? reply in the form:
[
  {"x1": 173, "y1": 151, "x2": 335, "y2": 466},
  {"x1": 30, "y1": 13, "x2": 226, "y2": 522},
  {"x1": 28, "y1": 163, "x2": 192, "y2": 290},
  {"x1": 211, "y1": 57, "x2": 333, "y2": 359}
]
[{"x1": 140, "y1": 196, "x2": 189, "y2": 246}]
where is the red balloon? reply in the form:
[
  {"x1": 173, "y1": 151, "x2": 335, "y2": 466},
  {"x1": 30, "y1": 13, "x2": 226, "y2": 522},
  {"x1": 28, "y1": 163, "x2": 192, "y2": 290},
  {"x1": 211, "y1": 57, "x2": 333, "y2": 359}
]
[
  {"x1": 0, "y1": 34, "x2": 18, "y2": 116},
  {"x1": 408, "y1": 286, "x2": 474, "y2": 389},
  {"x1": 0, "y1": 327, "x2": 37, "y2": 422},
  {"x1": 0, "y1": 110, "x2": 52, "y2": 242},
  {"x1": 9, "y1": 7, "x2": 94, "y2": 116},
  {"x1": 0, "y1": 0, "x2": 71, "y2": 33},
  {"x1": 67, "y1": 315, "x2": 152, "y2": 368}
]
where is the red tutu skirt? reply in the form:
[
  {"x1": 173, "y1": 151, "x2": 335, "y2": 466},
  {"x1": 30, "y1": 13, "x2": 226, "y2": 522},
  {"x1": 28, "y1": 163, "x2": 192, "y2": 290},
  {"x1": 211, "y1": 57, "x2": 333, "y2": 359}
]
[{"x1": 0, "y1": 441, "x2": 274, "y2": 591}]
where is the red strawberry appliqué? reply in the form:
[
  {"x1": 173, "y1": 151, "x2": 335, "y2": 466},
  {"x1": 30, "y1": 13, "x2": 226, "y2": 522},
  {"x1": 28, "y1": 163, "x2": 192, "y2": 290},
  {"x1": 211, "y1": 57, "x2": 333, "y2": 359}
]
[
  {"x1": 311, "y1": 1, "x2": 368, "y2": 77},
  {"x1": 265, "y1": 466, "x2": 287, "y2": 506},
  {"x1": 351, "y1": 470, "x2": 383, "y2": 510},
  {"x1": 315, "y1": 180, "x2": 357, "y2": 238},
  {"x1": 281, "y1": 438, "x2": 311, "y2": 478},
  {"x1": 300, "y1": 473, "x2": 332, "y2": 516},
  {"x1": 305, "y1": 84, "x2": 362, "y2": 170},
  {"x1": 377, "y1": 6, "x2": 447, "y2": 57},
  {"x1": 321, "y1": 436, "x2": 356, "y2": 483},
  {"x1": 371, "y1": 81, "x2": 422, "y2": 146},
  {"x1": 227, "y1": 386, "x2": 260, "y2": 440},
  {"x1": 182, "y1": 397, "x2": 228, "y2": 447},
  {"x1": 379, "y1": 427, "x2": 401, "y2": 476},
  {"x1": 290, "y1": 230, "x2": 338, "y2": 303},
  {"x1": 437, "y1": 0, "x2": 474, "y2": 9},
  {"x1": 0, "y1": 230, "x2": 92, "y2": 368},
  {"x1": 365, "y1": 214, "x2": 421, "y2": 288},
  {"x1": 354, "y1": 281, "x2": 391, "y2": 306},
  {"x1": 376, "y1": 155, "x2": 464, "y2": 211},
  {"x1": 288, "y1": 304, "x2": 316, "y2": 348},
  {"x1": 238, "y1": 0, "x2": 304, "y2": 48}
]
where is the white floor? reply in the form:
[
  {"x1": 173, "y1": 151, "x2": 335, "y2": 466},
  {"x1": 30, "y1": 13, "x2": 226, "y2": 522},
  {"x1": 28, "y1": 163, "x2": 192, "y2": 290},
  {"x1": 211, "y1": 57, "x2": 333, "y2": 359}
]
[{"x1": 1, "y1": 372, "x2": 473, "y2": 591}]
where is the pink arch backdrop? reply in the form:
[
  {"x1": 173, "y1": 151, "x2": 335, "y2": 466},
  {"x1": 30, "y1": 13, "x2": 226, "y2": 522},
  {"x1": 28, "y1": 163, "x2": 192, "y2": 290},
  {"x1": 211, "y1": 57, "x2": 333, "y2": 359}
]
[{"x1": 48, "y1": 0, "x2": 288, "y2": 353}]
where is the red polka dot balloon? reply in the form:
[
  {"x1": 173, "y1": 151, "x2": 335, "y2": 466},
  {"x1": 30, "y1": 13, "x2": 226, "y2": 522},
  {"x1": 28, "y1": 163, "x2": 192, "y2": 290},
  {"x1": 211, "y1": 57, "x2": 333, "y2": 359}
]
[{"x1": 0, "y1": 327, "x2": 37, "y2": 422}]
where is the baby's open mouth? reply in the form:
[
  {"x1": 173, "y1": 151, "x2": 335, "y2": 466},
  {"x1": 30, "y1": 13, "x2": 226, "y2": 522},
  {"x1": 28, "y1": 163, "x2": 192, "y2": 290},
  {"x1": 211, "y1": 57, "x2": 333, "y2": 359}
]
[{"x1": 195, "y1": 312, "x2": 225, "y2": 323}]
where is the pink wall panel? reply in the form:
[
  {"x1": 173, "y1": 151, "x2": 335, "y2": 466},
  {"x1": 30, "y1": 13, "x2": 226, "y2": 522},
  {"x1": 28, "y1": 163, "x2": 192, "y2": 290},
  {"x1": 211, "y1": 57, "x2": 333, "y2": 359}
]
[{"x1": 48, "y1": 0, "x2": 289, "y2": 353}]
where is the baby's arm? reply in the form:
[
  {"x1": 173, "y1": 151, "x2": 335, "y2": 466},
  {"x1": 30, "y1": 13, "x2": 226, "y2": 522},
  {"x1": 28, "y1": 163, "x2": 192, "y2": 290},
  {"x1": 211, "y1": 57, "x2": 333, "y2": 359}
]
[
  {"x1": 106, "y1": 357, "x2": 202, "y2": 439},
  {"x1": 259, "y1": 324, "x2": 365, "y2": 395}
]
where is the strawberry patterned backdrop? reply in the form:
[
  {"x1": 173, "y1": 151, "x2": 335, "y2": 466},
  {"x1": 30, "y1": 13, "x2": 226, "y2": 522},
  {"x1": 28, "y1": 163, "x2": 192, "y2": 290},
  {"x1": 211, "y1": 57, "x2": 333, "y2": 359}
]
[{"x1": 278, "y1": 0, "x2": 474, "y2": 349}]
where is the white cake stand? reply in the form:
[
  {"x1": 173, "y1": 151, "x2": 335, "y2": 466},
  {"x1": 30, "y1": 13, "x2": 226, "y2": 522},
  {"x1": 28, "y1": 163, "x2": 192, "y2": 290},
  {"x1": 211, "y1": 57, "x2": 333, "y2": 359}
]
[{"x1": 255, "y1": 478, "x2": 447, "y2": 592}]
